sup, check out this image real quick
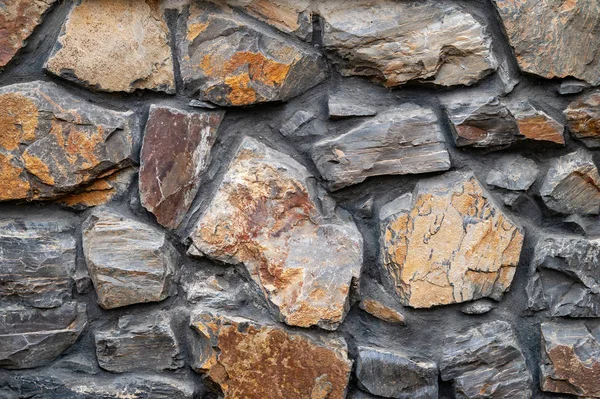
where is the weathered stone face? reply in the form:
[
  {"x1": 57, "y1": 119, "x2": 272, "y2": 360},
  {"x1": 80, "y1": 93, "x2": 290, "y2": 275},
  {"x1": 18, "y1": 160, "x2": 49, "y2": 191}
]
[
  {"x1": 380, "y1": 171, "x2": 524, "y2": 308},
  {"x1": 82, "y1": 210, "x2": 176, "y2": 309},
  {"x1": 509, "y1": 100, "x2": 565, "y2": 145},
  {"x1": 565, "y1": 91, "x2": 600, "y2": 148},
  {"x1": 359, "y1": 279, "x2": 405, "y2": 325},
  {"x1": 327, "y1": 96, "x2": 377, "y2": 120},
  {"x1": 189, "y1": 311, "x2": 352, "y2": 398},
  {"x1": 318, "y1": 0, "x2": 496, "y2": 87},
  {"x1": 45, "y1": 0, "x2": 175, "y2": 93},
  {"x1": 188, "y1": 137, "x2": 363, "y2": 329},
  {"x1": 176, "y1": 1, "x2": 327, "y2": 106},
  {"x1": 139, "y1": 105, "x2": 224, "y2": 229},
  {"x1": 486, "y1": 154, "x2": 539, "y2": 191}
]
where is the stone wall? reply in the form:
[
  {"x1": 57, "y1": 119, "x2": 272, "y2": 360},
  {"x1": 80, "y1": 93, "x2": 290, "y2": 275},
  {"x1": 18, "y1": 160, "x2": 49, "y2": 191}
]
[{"x1": 1, "y1": 1, "x2": 600, "y2": 398}]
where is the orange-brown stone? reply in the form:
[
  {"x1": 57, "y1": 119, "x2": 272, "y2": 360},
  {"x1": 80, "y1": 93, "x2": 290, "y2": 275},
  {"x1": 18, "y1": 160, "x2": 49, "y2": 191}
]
[{"x1": 565, "y1": 91, "x2": 600, "y2": 148}]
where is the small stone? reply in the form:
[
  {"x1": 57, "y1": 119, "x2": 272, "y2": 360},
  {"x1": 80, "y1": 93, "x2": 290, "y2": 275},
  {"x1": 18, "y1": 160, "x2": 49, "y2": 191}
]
[
  {"x1": 460, "y1": 299, "x2": 495, "y2": 315},
  {"x1": 46, "y1": 0, "x2": 175, "y2": 93},
  {"x1": 180, "y1": 265, "x2": 245, "y2": 309},
  {"x1": 189, "y1": 99, "x2": 219, "y2": 109},
  {"x1": 486, "y1": 154, "x2": 539, "y2": 191},
  {"x1": 327, "y1": 97, "x2": 377, "y2": 120},
  {"x1": 540, "y1": 150, "x2": 600, "y2": 215},
  {"x1": 355, "y1": 346, "x2": 438, "y2": 398},
  {"x1": 139, "y1": 105, "x2": 225, "y2": 229},
  {"x1": 279, "y1": 110, "x2": 315, "y2": 136},
  {"x1": 509, "y1": 100, "x2": 565, "y2": 145},
  {"x1": 380, "y1": 171, "x2": 524, "y2": 308},
  {"x1": 313, "y1": 104, "x2": 450, "y2": 190},
  {"x1": 558, "y1": 79, "x2": 590, "y2": 95},
  {"x1": 359, "y1": 279, "x2": 405, "y2": 324},
  {"x1": 440, "y1": 321, "x2": 533, "y2": 399},
  {"x1": 189, "y1": 311, "x2": 352, "y2": 398},
  {"x1": 82, "y1": 209, "x2": 177, "y2": 309},
  {"x1": 565, "y1": 91, "x2": 600, "y2": 148},
  {"x1": 355, "y1": 196, "x2": 374, "y2": 219}
]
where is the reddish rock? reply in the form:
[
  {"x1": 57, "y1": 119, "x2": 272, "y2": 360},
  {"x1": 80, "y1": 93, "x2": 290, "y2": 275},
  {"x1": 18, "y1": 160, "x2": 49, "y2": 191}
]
[
  {"x1": 509, "y1": 101, "x2": 565, "y2": 145},
  {"x1": 565, "y1": 91, "x2": 600, "y2": 148}
]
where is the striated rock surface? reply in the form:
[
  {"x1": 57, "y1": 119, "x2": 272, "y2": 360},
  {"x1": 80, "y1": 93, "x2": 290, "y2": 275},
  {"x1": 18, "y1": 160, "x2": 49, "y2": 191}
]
[
  {"x1": 189, "y1": 311, "x2": 352, "y2": 398},
  {"x1": 380, "y1": 171, "x2": 524, "y2": 308},
  {"x1": 45, "y1": 0, "x2": 175, "y2": 93},
  {"x1": 509, "y1": 100, "x2": 565, "y2": 145},
  {"x1": 440, "y1": 321, "x2": 532, "y2": 399},
  {"x1": 279, "y1": 110, "x2": 315, "y2": 137},
  {"x1": 559, "y1": 79, "x2": 590, "y2": 96},
  {"x1": 139, "y1": 105, "x2": 224, "y2": 229},
  {"x1": 188, "y1": 137, "x2": 363, "y2": 329},
  {"x1": 82, "y1": 210, "x2": 176, "y2": 309},
  {"x1": 312, "y1": 104, "x2": 450, "y2": 190},
  {"x1": 176, "y1": 1, "x2": 327, "y2": 106},
  {"x1": 318, "y1": 0, "x2": 496, "y2": 87},
  {"x1": 359, "y1": 279, "x2": 405, "y2": 325},
  {"x1": 565, "y1": 91, "x2": 600, "y2": 148},
  {"x1": 327, "y1": 97, "x2": 376, "y2": 120},
  {"x1": 486, "y1": 155, "x2": 539, "y2": 191}
]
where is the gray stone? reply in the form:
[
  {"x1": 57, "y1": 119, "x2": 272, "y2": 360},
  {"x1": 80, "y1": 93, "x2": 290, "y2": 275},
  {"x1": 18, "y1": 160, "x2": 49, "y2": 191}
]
[
  {"x1": 279, "y1": 110, "x2": 315, "y2": 136},
  {"x1": 359, "y1": 279, "x2": 405, "y2": 325},
  {"x1": 328, "y1": 97, "x2": 377, "y2": 120},
  {"x1": 355, "y1": 196, "x2": 374, "y2": 219},
  {"x1": 565, "y1": 91, "x2": 600, "y2": 148},
  {"x1": 460, "y1": 299, "x2": 495, "y2": 315},
  {"x1": 188, "y1": 99, "x2": 219, "y2": 109},
  {"x1": 558, "y1": 80, "x2": 590, "y2": 95},
  {"x1": 564, "y1": 214, "x2": 600, "y2": 236},
  {"x1": 180, "y1": 265, "x2": 247, "y2": 310},
  {"x1": 486, "y1": 155, "x2": 539, "y2": 191}
]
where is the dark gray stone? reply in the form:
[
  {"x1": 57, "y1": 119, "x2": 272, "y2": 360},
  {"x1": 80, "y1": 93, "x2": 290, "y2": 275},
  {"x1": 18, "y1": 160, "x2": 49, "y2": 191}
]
[
  {"x1": 558, "y1": 79, "x2": 590, "y2": 95},
  {"x1": 328, "y1": 97, "x2": 376, "y2": 119},
  {"x1": 279, "y1": 110, "x2": 315, "y2": 136},
  {"x1": 564, "y1": 214, "x2": 600, "y2": 236},
  {"x1": 486, "y1": 155, "x2": 538, "y2": 191}
]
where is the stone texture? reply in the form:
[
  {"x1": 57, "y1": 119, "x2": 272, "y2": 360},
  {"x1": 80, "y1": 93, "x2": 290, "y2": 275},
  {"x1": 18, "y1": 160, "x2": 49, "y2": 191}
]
[
  {"x1": 180, "y1": 265, "x2": 247, "y2": 309},
  {"x1": 318, "y1": 0, "x2": 496, "y2": 87},
  {"x1": 492, "y1": 0, "x2": 600, "y2": 85},
  {"x1": 461, "y1": 299, "x2": 495, "y2": 315},
  {"x1": 440, "y1": 321, "x2": 532, "y2": 399},
  {"x1": 540, "y1": 150, "x2": 600, "y2": 215},
  {"x1": 359, "y1": 279, "x2": 405, "y2": 325},
  {"x1": 312, "y1": 104, "x2": 451, "y2": 190},
  {"x1": 540, "y1": 321, "x2": 600, "y2": 397},
  {"x1": 328, "y1": 97, "x2": 376, "y2": 120},
  {"x1": 0, "y1": 302, "x2": 86, "y2": 369},
  {"x1": 558, "y1": 79, "x2": 590, "y2": 95},
  {"x1": 565, "y1": 91, "x2": 600, "y2": 148},
  {"x1": 45, "y1": 0, "x2": 175, "y2": 93},
  {"x1": 355, "y1": 346, "x2": 438, "y2": 398},
  {"x1": 188, "y1": 137, "x2": 363, "y2": 329},
  {"x1": 0, "y1": 81, "x2": 137, "y2": 202},
  {"x1": 0, "y1": 0, "x2": 56, "y2": 67},
  {"x1": 82, "y1": 210, "x2": 176, "y2": 309},
  {"x1": 279, "y1": 110, "x2": 315, "y2": 137},
  {"x1": 189, "y1": 311, "x2": 352, "y2": 398},
  {"x1": 380, "y1": 171, "x2": 524, "y2": 308},
  {"x1": 176, "y1": 1, "x2": 327, "y2": 106},
  {"x1": 509, "y1": 100, "x2": 565, "y2": 145},
  {"x1": 139, "y1": 105, "x2": 225, "y2": 229},
  {"x1": 486, "y1": 155, "x2": 539, "y2": 191}
]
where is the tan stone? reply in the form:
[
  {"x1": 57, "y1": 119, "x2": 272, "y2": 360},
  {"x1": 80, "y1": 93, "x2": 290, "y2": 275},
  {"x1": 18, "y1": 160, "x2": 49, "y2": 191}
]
[
  {"x1": 359, "y1": 298, "x2": 405, "y2": 324},
  {"x1": 565, "y1": 91, "x2": 600, "y2": 148}
]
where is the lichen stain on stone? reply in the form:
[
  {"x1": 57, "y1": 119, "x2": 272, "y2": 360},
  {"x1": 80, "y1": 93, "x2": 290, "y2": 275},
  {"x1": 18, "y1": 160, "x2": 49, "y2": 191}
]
[
  {"x1": 0, "y1": 93, "x2": 39, "y2": 151},
  {"x1": 0, "y1": 152, "x2": 30, "y2": 200}
]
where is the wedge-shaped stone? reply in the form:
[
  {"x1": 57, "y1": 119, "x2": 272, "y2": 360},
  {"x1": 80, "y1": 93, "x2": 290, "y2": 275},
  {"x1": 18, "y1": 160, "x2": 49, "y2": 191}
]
[
  {"x1": 45, "y1": 0, "x2": 175, "y2": 93},
  {"x1": 188, "y1": 137, "x2": 363, "y2": 329},
  {"x1": 565, "y1": 91, "x2": 600, "y2": 148},
  {"x1": 176, "y1": 1, "x2": 327, "y2": 106},
  {"x1": 0, "y1": 81, "x2": 137, "y2": 202},
  {"x1": 509, "y1": 100, "x2": 565, "y2": 145},
  {"x1": 318, "y1": 0, "x2": 496, "y2": 87},
  {"x1": 189, "y1": 311, "x2": 352, "y2": 398},
  {"x1": 312, "y1": 104, "x2": 450, "y2": 190},
  {"x1": 380, "y1": 171, "x2": 524, "y2": 308},
  {"x1": 140, "y1": 105, "x2": 224, "y2": 229},
  {"x1": 486, "y1": 154, "x2": 539, "y2": 191},
  {"x1": 82, "y1": 210, "x2": 176, "y2": 309},
  {"x1": 359, "y1": 279, "x2": 405, "y2": 325}
]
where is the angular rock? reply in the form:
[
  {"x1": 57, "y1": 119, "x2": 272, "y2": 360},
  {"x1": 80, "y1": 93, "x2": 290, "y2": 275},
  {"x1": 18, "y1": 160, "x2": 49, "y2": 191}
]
[
  {"x1": 558, "y1": 79, "x2": 590, "y2": 96},
  {"x1": 313, "y1": 104, "x2": 451, "y2": 190},
  {"x1": 509, "y1": 100, "x2": 565, "y2": 145},
  {"x1": 0, "y1": 302, "x2": 87, "y2": 369},
  {"x1": 176, "y1": 1, "x2": 327, "y2": 106},
  {"x1": 189, "y1": 311, "x2": 352, "y2": 398},
  {"x1": 318, "y1": 0, "x2": 497, "y2": 87},
  {"x1": 0, "y1": 81, "x2": 137, "y2": 202},
  {"x1": 180, "y1": 265, "x2": 246, "y2": 309},
  {"x1": 564, "y1": 214, "x2": 600, "y2": 236},
  {"x1": 279, "y1": 110, "x2": 315, "y2": 136},
  {"x1": 82, "y1": 210, "x2": 177, "y2": 309},
  {"x1": 45, "y1": 0, "x2": 175, "y2": 93},
  {"x1": 440, "y1": 321, "x2": 532, "y2": 399},
  {"x1": 540, "y1": 150, "x2": 600, "y2": 215},
  {"x1": 355, "y1": 346, "x2": 438, "y2": 398},
  {"x1": 492, "y1": 0, "x2": 600, "y2": 85},
  {"x1": 565, "y1": 91, "x2": 600, "y2": 148},
  {"x1": 188, "y1": 137, "x2": 363, "y2": 330},
  {"x1": 0, "y1": 0, "x2": 56, "y2": 67},
  {"x1": 380, "y1": 171, "x2": 524, "y2": 308},
  {"x1": 359, "y1": 279, "x2": 405, "y2": 325},
  {"x1": 355, "y1": 196, "x2": 374, "y2": 219},
  {"x1": 328, "y1": 97, "x2": 377, "y2": 120},
  {"x1": 460, "y1": 299, "x2": 495, "y2": 315},
  {"x1": 139, "y1": 105, "x2": 225, "y2": 229},
  {"x1": 540, "y1": 321, "x2": 600, "y2": 397},
  {"x1": 486, "y1": 155, "x2": 539, "y2": 191}
]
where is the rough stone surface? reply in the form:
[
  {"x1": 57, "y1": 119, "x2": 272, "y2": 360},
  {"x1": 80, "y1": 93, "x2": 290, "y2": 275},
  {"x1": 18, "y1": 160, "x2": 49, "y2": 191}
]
[
  {"x1": 279, "y1": 110, "x2": 315, "y2": 136},
  {"x1": 327, "y1": 97, "x2": 376, "y2": 120},
  {"x1": 565, "y1": 91, "x2": 600, "y2": 148},
  {"x1": 189, "y1": 311, "x2": 352, "y2": 399},
  {"x1": 509, "y1": 100, "x2": 565, "y2": 145},
  {"x1": 440, "y1": 321, "x2": 533, "y2": 399},
  {"x1": 82, "y1": 210, "x2": 176, "y2": 309},
  {"x1": 558, "y1": 79, "x2": 590, "y2": 95},
  {"x1": 188, "y1": 137, "x2": 363, "y2": 329},
  {"x1": 312, "y1": 104, "x2": 450, "y2": 190},
  {"x1": 380, "y1": 171, "x2": 524, "y2": 308},
  {"x1": 359, "y1": 279, "x2": 405, "y2": 325},
  {"x1": 486, "y1": 155, "x2": 539, "y2": 191},
  {"x1": 45, "y1": 0, "x2": 175, "y2": 93},
  {"x1": 460, "y1": 299, "x2": 496, "y2": 315},
  {"x1": 139, "y1": 105, "x2": 225, "y2": 229}
]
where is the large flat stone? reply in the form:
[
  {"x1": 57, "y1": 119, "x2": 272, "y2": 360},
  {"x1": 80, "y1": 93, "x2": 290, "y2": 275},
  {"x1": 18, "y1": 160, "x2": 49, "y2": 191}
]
[{"x1": 565, "y1": 91, "x2": 600, "y2": 148}]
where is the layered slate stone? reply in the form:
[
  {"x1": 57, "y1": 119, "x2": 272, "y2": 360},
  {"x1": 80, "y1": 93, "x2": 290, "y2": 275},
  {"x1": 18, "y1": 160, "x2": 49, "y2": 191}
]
[
  {"x1": 0, "y1": 0, "x2": 56, "y2": 67},
  {"x1": 312, "y1": 104, "x2": 451, "y2": 190},
  {"x1": 139, "y1": 105, "x2": 225, "y2": 229},
  {"x1": 509, "y1": 100, "x2": 565, "y2": 145},
  {"x1": 355, "y1": 346, "x2": 438, "y2": 398},
  {"x1": 176, "y1": 1, "x2": 327, "y2": 106},
  {"x1": 486, "y1": 154, "x2": 539, "y2": 191},
  {"x1": 318, "y1": 0, "x2": 496, "y2": 87},
  {"x1": 188, "y1": 137, "x2": 363, "y2": 329},
  {"x1": 440, "y1": 321, "x2": 533, "y2": 399},
  {"x1": 565, "y1": 91, "x2": 600, "y2": 148},
  {"x1": 327, "y1": 96, "x2": 376, "y2": 120},
  {"x1": 540, "y1": 150, "x2": 600, "y2": 215},
  {"x1": 540, "y1": 321, "x2": 600, "y2": 397},
  {"x1": 359, "y1": 279, "x2": 405, "y2": 325},
  {"x1": 0, "y1": 302, "x2": 87, "y2": 369},
  {"x1": 492, "y1": 0, "x2": 600, "y2": 85},
  {"x1": 82, "y1": 210, "x2": 177, "y2": 309},
  {"x1": 0, "y1": 81, "x2": 137, "y2": 201},
  {"x1": 189, "y1": 311, "x2": 352, "y2": 398},
  {"x1": 45, "y1": 0, "x2": 175, "y2": 93},
  {"x1": 380, "y1": 171, "x2": 524, "y2": 308}
]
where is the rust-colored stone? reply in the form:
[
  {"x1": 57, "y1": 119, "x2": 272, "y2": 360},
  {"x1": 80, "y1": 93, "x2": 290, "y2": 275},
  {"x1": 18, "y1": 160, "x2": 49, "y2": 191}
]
[
  {"x1": 565, "y1": 91, "x2": 600, "y2": 148},
  {"x1": 359, "y1": 298, "x2": 405, "y2": 324}
]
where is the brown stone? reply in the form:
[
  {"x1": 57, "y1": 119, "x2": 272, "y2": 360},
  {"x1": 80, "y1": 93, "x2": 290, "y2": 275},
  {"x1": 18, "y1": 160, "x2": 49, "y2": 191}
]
[
  {"x1": 380, "y1": 171, "x2": 524, "y2": 308},
  {"x1": 509, "y1": 100, "x2": 565, "y2": 145},
  {"x1": 359, "y1": 298, "x2": 405, "y2": 325},
  {"x1": 139, "y1": 105, "x2": 225, "y2": 229},
  {"x1": 565, "y1": 91, "x2": 600, "y2": 148}
]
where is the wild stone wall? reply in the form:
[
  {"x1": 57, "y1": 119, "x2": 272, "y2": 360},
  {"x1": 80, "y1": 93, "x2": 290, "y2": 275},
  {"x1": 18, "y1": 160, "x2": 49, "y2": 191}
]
[{"x1": 1, "y1": 1, "x2": 600, "y2": 398}]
